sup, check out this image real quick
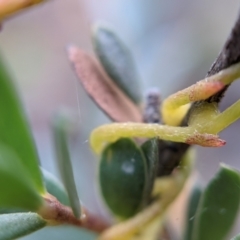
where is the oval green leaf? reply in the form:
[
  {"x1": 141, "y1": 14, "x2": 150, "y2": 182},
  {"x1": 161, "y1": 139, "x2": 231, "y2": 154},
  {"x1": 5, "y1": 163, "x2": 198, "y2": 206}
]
[
  {"x1": 0, "y1": 55, "x2": 44, "y2": 192},
  {"x1": 41, "y1": 168, "x2": 70, "y2": 207},
  {"x1": 192, "y1": 164, "x2": 240, "y2": 240},
  {"x1": 0, "y1": 213, "x2": 46, "y2": 240},
  {"x1": 183, "y1": 183, "x2": 202, "y2": 240},
  {"x1": 0, "y1": 144, "x2": 43, "y2": 211},
  {"x1": 92, "y1": 24, "x2": 142, "y2": 104},
  {"x1": 99, "y1": 138, "x2": 147, "y2": 219},
  {"x1": 52, "y1": 111, "x2": 80, "y2": 218}
]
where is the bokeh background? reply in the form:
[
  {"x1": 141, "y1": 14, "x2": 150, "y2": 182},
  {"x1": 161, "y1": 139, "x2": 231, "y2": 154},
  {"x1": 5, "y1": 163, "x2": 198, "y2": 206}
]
[{"x1": 0, "y1": 0, "x2": 240, "y2": 239}]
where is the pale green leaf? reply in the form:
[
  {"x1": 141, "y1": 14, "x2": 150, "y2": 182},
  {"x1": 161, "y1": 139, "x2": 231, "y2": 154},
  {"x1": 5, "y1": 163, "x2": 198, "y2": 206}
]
[
  {"x1": 0, "y1": 213, "x2": 46, "y2": 240},
  {"x1": 20, "y1": 225, "x2": 97, "y2": 240},
  {"x1": 41, "y1": 168, "x2": 70, "y2": 207},
  {"x1": 92, "y1": 24, "x2": 142, "y2": 104},
  {"x1": 52, "y1": 111, "x2": 80, "y2": 218},
  {"x1": 231, "y1": 234, "x2": 240, "y2": 240}
]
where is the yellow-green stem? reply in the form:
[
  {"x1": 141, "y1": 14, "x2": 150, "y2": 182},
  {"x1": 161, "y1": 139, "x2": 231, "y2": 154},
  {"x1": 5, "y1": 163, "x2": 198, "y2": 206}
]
[{"x1": 0, "y1": 0, "x2": 46, "y2": 19}]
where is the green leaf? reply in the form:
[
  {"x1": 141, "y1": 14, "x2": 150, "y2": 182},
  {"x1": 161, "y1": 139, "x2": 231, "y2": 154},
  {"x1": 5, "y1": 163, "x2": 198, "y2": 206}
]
[
  {"x1": 52, "y1": 111, "x2": 80, "y2": 218},
  {"x1": 0, "y1": 144, "x2": 43, "y2": 211},
  {"x1": 92, "y1": 24, "x2": 142, "y2": 104},
  {"x1": 141, "y1": 138, "x2": 159, "y2": 204},
  {"x1": 0, "y1": 213, "x2": 46, "y2": 240},
  {"x1": 99, "y1": 138, "x2": 148, "y2": 219},
  {"x1": 183, "y1": 183, "x2": 202, "y2": 240},
  {"x1": 192, "y1": 164, "x2": 240, "y2": 240},
  {"x1": 41, "y1": 168, "x2": 70, "y2": 207},
  {"x1": 231, "y1": 234, "x2": 240, "y2": 240},
  {"x1": 0, "y1": 55, "x2": 44, "y2": 192},
  {"x1": 20, "y1": 225, "x2": 97, "y2": 240}
]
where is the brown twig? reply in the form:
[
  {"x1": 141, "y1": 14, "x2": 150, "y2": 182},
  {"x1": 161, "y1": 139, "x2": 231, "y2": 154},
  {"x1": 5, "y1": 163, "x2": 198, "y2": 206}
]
[{"x1": 38, "y1": 193, "x2": 109, "y2": 233}]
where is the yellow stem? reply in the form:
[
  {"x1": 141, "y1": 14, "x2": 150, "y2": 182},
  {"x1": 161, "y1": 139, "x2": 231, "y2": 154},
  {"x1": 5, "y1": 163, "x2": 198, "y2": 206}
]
[
  {"x1": 204, "y1": 99, "x2": 240, "y2": 134},
  {"x1": 90, "y1": 122, "x2": 226, "y2": 154},
  {"x1": 161, "y1": 62, "x2": 240, "y2": 126},
  {"x1": 0, "y1": 0, "x2": 46, "y2": 19},
  {"x1": 91, "y1": 123, "x2": 194, "y2": 154}
]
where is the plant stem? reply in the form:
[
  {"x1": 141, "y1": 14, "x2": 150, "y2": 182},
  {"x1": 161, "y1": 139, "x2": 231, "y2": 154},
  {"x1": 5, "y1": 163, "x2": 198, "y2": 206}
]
[
  {"x1": 0, "y1": 0, "x2": 46, "y2": 19},
  {"x1": 184, "y1": 10, "x2": 240, "y2": 123},
  {"x1": 38, "y1": 193, "x2": 109, "y2": 233}
]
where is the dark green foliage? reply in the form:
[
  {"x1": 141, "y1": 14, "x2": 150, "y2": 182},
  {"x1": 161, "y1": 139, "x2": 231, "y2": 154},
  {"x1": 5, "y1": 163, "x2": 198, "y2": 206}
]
[
  {"x1": 141, "y1": 138, "x2": 159, "y2": 204},
  {"x1": 192, "y1": 165, "x2": 240, "y2": 240},
  {"x1": 183, "y1": 183, "x2": 202, "y2": 240},
  {"x1": 99, "y1": 138, "x2": 148, "y2": 219}
]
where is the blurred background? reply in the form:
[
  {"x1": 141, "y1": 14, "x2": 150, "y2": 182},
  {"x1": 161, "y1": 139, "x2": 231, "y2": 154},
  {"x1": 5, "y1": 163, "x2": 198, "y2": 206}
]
[{"x1": 0, "y1": 0, "x2": 240, "y2": 239}]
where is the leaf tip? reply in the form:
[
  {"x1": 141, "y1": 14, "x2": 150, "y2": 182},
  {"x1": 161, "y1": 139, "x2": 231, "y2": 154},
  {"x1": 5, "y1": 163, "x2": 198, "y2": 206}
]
[{"x1": 91, "y1": 21, "x2": 113, "y2": 37}]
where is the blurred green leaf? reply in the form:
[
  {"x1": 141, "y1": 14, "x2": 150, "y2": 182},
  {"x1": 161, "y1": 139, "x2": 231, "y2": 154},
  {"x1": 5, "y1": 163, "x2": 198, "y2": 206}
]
[
  {"x1": 183, "y1": 183, "x2": 202, "y2": 240},
  {"x1": 0, "y1": 144, "x2": 43, "y2": 211},
  {"x1": 0, "y1": 213, "x2": 46, "y2": 240},
  {"x1": 0, "y1": 55, "x2": 44, "y2": 193},
  {"x1": 41, "y1": 168, "x2": 70, "y2": 207},
  {"x1": 192, "y1": 164, "x2": 240, "y2": 240},
  {"x1": 92, "y1": 24, "x2": 142, "y2": 104},
  {"x1": 231, "y1": 234, "x2": 240, "y2": 240},
  {"x1": 20, "y1": 225, "x2": 97, "y2": 240},
  {"x1": 141, "y1": 138, "x2": 159, "y2": 204},
  {"x1": 52, "y1": 111, "x2": 80, "y2": 218},
  {"x1": 99, "y1": 138, "x2": 147, "y2": 219}
]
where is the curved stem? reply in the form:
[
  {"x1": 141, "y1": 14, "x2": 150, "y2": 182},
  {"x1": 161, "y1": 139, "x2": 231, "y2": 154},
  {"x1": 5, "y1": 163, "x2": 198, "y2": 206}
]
[
  {"x1": 204, "y1": 99, "x2": 240, "y2": 134},
  {"x1": 161, "y1": 63, "x2": 240, "y2": 126},
  {"x1": 90, "y1": 123, "x2": 225, "y2": 154}
]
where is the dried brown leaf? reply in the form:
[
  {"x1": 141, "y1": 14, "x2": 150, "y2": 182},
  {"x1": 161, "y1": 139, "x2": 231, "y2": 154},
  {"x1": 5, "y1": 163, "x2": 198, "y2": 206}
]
[{"x1": 68, "y1": 46, "x2": 142, "y2": 122}]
